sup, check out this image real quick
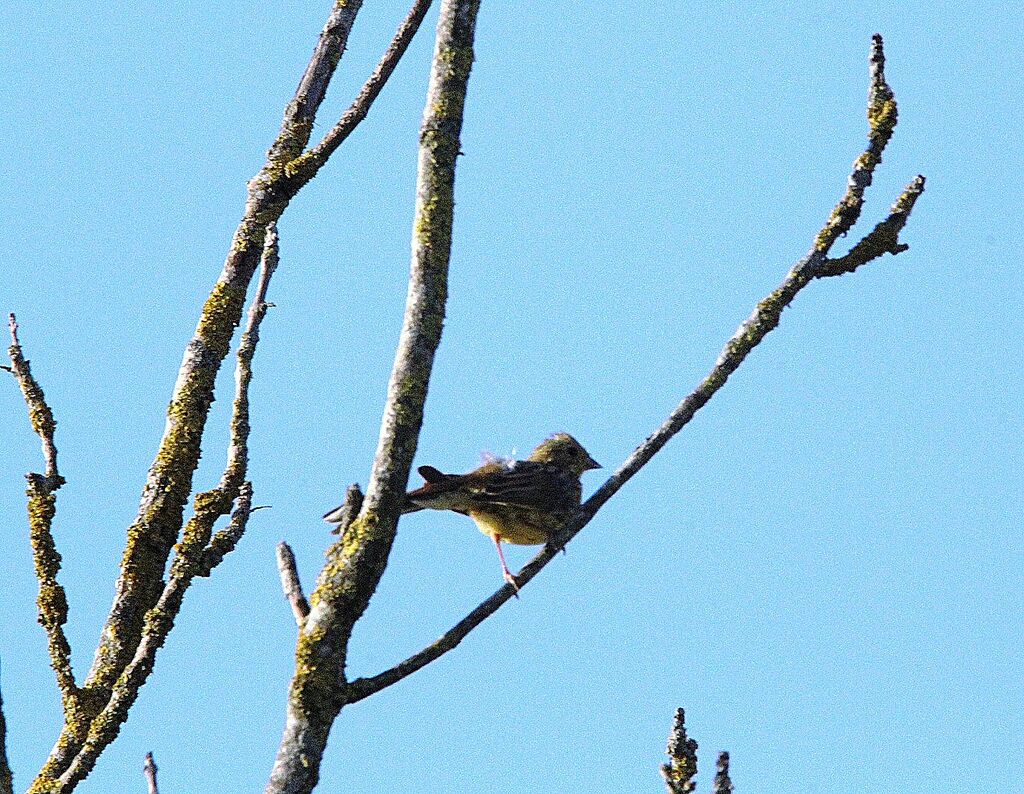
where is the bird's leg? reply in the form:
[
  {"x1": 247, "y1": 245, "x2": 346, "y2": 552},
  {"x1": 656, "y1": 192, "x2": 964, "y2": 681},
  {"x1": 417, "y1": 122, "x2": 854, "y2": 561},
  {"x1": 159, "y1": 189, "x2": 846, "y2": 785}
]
[{"x1": 493, "y1": 537, "x2": 520, "y2": 596}]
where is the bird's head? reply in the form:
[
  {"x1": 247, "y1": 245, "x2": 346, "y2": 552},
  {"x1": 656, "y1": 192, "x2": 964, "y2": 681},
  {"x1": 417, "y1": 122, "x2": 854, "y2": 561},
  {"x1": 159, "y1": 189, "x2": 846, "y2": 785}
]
[{"x1": 528, "y1": 433, "x2": 600, "y2": 476}]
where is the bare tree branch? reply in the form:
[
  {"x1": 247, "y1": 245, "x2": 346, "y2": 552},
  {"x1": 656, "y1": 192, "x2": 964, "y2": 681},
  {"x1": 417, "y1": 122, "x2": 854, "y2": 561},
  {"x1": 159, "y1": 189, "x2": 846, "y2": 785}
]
[
  {"x1": 35, "y1": 4, "x2": 372, "y2": 780},
  {"x1": 269, "y1": 1, "x2": 366, "y2": 164},
  {"x1": 264, "y1": 483, "x2": 362, "y2": 794},
  {"x1": 55, "y1": 486, "x2": 255, "y2": 791},
  {"x1": 0, "y1": 660, "x2": 12, "y2": 794},
  {"x1": 265, "y1": 3, "x2": 481, "y2": 792},
  {"x1": 814, "y1": 33, "x2": 897, "y2": 252},
  {"x1": 7, "y1": 315, "x2": 62, "y2": 488},
  {"x1": 345, "y1": 35, "x2": 925, "y2": 704},
  {"x1": 142, "y1": 753, "x2": 158, "y2": 794},
  {"x1": 712, "y1": 752, "x2": 733, "y2": 794},
  {"x1": 661, "y1": 708, "x2": 699, "y2": 794},
  {"x1": 291, "y1": 0, "x2": 436, "y2": 180},
  {"x1": 23, "y1": 0, "x2": 431, "y2": 780},
  {"x1": 6, "y1": 315, "x2": 78, "y2": 716},
  {"x1": 277, "y1": 543, "x2": 311, "y2": 627},
  {"x1": 41, "y1": 226, "x2": 278, "y2": 791}
]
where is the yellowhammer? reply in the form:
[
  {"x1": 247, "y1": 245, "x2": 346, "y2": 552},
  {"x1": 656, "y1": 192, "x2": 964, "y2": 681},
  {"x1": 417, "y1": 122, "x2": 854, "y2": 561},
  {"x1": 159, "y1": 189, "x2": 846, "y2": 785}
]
[{"x1": 325, "y1": 433, "x2": 600, "y2": 589}]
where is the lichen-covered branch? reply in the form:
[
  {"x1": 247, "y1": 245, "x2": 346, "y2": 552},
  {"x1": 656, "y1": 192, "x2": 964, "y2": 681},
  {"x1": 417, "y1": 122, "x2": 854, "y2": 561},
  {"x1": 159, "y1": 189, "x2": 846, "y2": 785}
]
[
  {"x1": 712, "y1": 752, "x2": 734, "y2": 794},
  {"x1": 0, "y1": 662, "x2": 12, "y2": 794},
  {"x1": 290, "y1": 0, "x2": 435, "y2": 180},
  {"x1": 6, "y1": 315, "x2": 78, "y2": 717},
  {"x1": 53, "y1": 486, "x2": 255, "y2": 792},
  {"x1": 186, "y1": 224, "x2": 278, "y2": 578},
  {"x1": 142, "y1": 752, "x2": 158, "y2": 794},
  {"x1": 814, "y1": 33, "x2": 897, "y2": 252},
  {"x1": 265, "y1": 4, "x2": 481, "y2": 792},
  {"x1": 264, "y1": 484, "x2": 362, "y2": 794},
  {"x1": 661, "y1": 708, "x2": 699, "y2": 794},
  {"x1": 34, "y1": 226, "x2": 277, "y2": 791},
  {"x1": 35, "y1": 8, "x2": 371, "y2": 782},
  {"x1": 268, "y1": 2, "x2": 366, "y2": 165},
  {"x1": 72, "y1": 0, "x2": 363, "y2": 718},
  {"x1": 344, "y1": 34, "x2": 925, "y2": 704},
  {"x1": 819, "y1": 176, "x2": 925, "y2": 275},
  {"x1": 277, "y1": 543, "x2": 311, "y2": 627}
]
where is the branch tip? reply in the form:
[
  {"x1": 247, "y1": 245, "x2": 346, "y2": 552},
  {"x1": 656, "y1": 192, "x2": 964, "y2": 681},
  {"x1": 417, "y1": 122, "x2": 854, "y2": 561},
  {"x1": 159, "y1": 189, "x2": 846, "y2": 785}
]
[
  {"x1": 276, "y1": 542, "x2": 310, "y2": 626},
  {"x1": 661, "y1": 707, "x2": 699, "y2": 794},
  {"x1": 143, "y1": 752, "x2": 159, "y2": 794},
  {"x1": 713, "y1": 751, "x2": 734, "y2": 794}
]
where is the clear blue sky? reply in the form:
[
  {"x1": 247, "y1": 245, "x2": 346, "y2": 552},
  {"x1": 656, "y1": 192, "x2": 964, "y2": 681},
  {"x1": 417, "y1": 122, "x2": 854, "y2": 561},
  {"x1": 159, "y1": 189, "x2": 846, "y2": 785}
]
[{"x1": 2, "y1": 2, "x2": 1021, "y2": 792}]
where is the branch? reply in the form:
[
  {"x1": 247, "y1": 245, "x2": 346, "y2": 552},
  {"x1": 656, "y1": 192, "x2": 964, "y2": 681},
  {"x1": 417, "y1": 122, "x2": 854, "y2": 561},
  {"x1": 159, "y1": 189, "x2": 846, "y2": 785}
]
[
  {"x1": 819, "y1": 176, "x2": 925, "y2": 275},
  {"x1": 55, "y1": 486, "x2": 255, "y2": 791},
  {"x1": 712, "y1": 752, "x2": 733, "y2": 794},
  {"x1": 40, "y1": 226, "x2": 276, "y2": 791},
  {"x1": 266, "y1": 3, "x2": 481, "y2": 792},
  {"x1": 345, "y1": 35, "x2": 925, "y2": 704},
  {"x1": 56, "y1": 8, "x2": 370, "y2": 772},
  {"x1": 28, "y1": 11, "x2": 366, "y2": 784},
  {"x1": 142, "y1": 753, "x2": 158, "y2": 794},
  {"x1": 661, "y1": 708, "x2": 698, "y2": 794},
  {"x1": 36, "y1": 0, "x2": 423, "y2": 782},
  {"x1": 0, "y1": 660, "x2": 12, "y2": 794},
  {"x1": 7, "y1": 315, "x2": 62, "y2": 487},
  {"x1": 265, "y1": 483, "x2": 362, "y2": 794},
  {"x1": 290, "y1": 0, "x2": 435, "y2": 180},
  {"x1": 172, "y1": 224, "x2": 277, "y2": 574},
  {"x1": 268, "y1": 1, "x2": 366, "y2": 164},
  {"x1": 6, "y1": 315, "x2": 78, "y2": 715},
  {"x1": 814, "y1": 33, "x2": 897, "y2": 252},
  {"x1": 276, "y1": 542, "x2": 310, "y2": 627}
]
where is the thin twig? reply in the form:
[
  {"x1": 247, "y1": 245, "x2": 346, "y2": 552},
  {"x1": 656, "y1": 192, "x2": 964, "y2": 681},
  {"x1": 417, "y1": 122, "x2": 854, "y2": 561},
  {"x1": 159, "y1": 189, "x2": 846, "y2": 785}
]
[
  {"x1": 661, "y1": 708, "x2": 698, "y2": 794},
  {"x1": 7, "y1": 315, "x2": 62, "y2": 487},
  {"x1": 0, "y1": 659, "x2": 13, "y2": 794},
  {"x1": 276, "y1": 543, "x2": 310, "y2": 626},
  {"x1": 712, "y1": 752, "x2": 733, "y2": 794},
  {"x1": 345, "y1": 35, "x2": 925, "y2": 705},
  {"x1": 292, "y1": 0, "x2": 436, "y2": 179},
  {"x1": 142, "y1": 753, "x2": 159, "y2": 794},
  {"x1": 6, "y1": 315, "x2": 78, "y2": 713},
  {"x1": 265, "y1": 4, "x2": 481, "y2": 793}
]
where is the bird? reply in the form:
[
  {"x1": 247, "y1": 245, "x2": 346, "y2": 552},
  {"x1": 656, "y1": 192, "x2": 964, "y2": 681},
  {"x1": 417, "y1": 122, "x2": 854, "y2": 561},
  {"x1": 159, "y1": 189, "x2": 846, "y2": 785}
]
[{"x1": 324, "y1": 433, "x2": 600, "y2": 590}]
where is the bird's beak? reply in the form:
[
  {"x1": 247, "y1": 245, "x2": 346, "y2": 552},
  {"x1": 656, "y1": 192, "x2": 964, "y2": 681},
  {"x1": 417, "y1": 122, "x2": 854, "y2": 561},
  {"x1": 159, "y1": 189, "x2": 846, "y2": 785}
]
[{"x1": 585, "y1": 455, "x2": 601, "y2": 470}]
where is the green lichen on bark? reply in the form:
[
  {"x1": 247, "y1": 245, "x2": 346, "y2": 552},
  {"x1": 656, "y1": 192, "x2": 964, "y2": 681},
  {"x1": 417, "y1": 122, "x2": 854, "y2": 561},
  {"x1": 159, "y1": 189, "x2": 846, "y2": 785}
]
[
  {"x1": 87, "y1": 278, "x2": 249, "y2": 698},
  {"x1": 814, "y1": 34, "x2": 899, "y2": 253},
  {"x1": 661, "y1": 708, "x2": 698, "y2": 793}
]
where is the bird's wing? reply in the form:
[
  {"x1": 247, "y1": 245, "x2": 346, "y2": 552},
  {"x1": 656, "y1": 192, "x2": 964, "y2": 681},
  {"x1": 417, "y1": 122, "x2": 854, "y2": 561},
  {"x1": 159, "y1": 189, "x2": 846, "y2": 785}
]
[{"x1": 461, "y1": 461, "x2": 580, "y2": 512}]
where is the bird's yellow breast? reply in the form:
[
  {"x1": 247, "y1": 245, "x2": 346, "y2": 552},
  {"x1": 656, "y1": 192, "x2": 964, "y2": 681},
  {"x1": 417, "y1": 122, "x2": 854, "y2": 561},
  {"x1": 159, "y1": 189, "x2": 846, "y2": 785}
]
[{"x1": 469, "y1": 509, "x2": 551, "y2": 545}]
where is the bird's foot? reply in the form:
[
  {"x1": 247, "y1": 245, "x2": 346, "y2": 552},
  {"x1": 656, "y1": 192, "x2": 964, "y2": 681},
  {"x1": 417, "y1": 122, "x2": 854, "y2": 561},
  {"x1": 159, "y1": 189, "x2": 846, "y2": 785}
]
[{"x1": 503, "y1": 570, "x2": 521, "y2": 598}]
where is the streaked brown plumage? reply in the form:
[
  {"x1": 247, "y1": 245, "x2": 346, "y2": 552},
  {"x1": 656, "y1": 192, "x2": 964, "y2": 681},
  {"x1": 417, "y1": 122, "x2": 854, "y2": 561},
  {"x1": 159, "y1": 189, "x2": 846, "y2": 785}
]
[{"x1": 325, "y1": 433, "x2": 599, "y2": 589}]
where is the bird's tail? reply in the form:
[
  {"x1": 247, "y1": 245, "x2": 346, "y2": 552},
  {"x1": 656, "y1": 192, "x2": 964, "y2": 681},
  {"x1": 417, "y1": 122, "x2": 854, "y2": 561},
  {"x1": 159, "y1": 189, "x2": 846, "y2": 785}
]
[{"x1": 323, "y1": 497, "x2": 423, "y2": 525}]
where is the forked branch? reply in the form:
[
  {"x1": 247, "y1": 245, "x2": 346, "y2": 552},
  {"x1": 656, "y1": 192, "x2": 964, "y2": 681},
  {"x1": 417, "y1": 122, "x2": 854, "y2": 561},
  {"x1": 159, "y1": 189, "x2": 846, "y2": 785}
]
[
  {"x1": 265, "y1": 2, "x2": 482, "y2": 792},
  {"x1": 32, "y1": 0, "x2": 432, "y2": 780},
  {"x1": 345, "y1": 34, "x2": 925, "y2": 705},
  {"x1": 47, "y1": 228, "x2": 278, "y2": 792},
  {"x1": 6, "y1": 315, "x2": 77, "y2": 715}
]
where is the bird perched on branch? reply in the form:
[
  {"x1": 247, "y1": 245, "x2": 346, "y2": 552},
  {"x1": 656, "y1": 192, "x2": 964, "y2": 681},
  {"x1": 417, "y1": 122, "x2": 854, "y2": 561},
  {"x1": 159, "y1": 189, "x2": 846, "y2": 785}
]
[{"x1": 324, "y1": 433, "x2": 600, "y2": 590}]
